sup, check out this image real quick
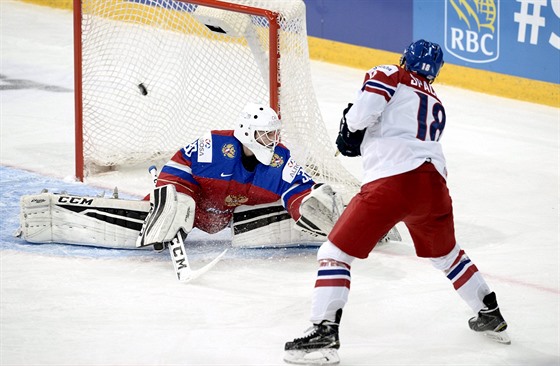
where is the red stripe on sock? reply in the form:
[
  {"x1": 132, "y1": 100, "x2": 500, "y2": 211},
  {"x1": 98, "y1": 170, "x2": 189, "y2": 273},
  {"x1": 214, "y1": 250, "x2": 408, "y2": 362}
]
[
  {"x1": 315, "y1": 278, "x2": 351, "y2": 289},
  {"x1": 450, "y1": 249, "x2": 466, "y2": 269},
  {"x1": 453, "y1": 264, "x2": 479, "y2": 290}
]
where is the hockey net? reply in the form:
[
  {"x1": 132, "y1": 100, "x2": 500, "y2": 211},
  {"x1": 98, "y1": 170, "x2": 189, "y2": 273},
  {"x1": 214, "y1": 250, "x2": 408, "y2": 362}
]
[{"x1": 74, "y1": 0, "x2": 360, "y2": 199}]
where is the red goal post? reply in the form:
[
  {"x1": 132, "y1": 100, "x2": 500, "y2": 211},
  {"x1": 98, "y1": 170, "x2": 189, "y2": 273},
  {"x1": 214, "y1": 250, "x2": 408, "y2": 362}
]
[{"x1": 73, "y1": 0, "x2": 359, "y2": 199}]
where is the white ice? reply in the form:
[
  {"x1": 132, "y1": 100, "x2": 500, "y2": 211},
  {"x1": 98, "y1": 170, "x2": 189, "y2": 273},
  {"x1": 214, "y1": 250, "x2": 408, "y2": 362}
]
[{"x1": 1, "y1": 1, "x2": 559, "y2": 365}]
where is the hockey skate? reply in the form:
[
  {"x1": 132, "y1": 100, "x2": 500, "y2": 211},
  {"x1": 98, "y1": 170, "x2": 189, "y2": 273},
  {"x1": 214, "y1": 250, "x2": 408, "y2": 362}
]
[
  {"x1": 468, "y1": 292, "x2": 511, "y2": 344},
  {"x1": 284, "y1": 310, "x2": 341, "y2": 365}
]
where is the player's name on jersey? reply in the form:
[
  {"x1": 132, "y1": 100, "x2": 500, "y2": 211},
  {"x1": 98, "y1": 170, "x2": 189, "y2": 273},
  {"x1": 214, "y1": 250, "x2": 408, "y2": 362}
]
[{"x1": 409, "y1": 74, "x2": 436, "y2": 95}]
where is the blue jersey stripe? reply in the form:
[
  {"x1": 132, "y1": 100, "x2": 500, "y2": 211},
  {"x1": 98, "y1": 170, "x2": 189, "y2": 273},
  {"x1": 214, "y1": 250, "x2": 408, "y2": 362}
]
[
  {"x1": 161, "y1": 165, "x2": 199, "y2": 186},
  {"x1": 282, "y1": 183, "x2": 310, "y2": 206},
  {"x1": 363, "y1": 80, "x2": 396, "y2": 96}
]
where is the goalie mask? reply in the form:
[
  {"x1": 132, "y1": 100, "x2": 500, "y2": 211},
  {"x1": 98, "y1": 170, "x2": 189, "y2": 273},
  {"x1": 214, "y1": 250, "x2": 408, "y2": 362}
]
[{"x1": 234, "y1": 103, "x2": 281, "y2": 165}]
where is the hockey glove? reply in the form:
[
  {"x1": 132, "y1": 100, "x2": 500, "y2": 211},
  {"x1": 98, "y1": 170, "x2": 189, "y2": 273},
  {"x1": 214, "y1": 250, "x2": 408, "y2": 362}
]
[
  {"x1": 295, "y1": 183, "x2": 345, "y2": 238},
  {"x1": 336, "y1": 103, "x2": 365, "y2": 157}
]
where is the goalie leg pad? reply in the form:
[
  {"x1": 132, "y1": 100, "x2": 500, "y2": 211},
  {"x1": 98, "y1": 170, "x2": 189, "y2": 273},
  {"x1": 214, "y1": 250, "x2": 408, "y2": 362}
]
[
  {"x1": 231, "y1": 201, "x2": 323, "y2": 248},
  {"x1": 136, "y1": 185, "x2": 195, "y2": 248},
  {"x1": 19, "y1": 192, "x2": 150, "y2": 249}
]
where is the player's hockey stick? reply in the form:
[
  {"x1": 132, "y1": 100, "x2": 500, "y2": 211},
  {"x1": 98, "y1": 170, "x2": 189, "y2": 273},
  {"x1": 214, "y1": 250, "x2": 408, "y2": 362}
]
[{"x1": 148, "y1": 166, "x2": 227, "y2": 282}]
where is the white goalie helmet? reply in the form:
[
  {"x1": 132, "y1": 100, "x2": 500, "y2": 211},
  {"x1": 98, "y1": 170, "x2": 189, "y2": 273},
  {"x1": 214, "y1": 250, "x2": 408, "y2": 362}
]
[{"x1": 234, "y1": 102, "x2": 282, "y2": 165}]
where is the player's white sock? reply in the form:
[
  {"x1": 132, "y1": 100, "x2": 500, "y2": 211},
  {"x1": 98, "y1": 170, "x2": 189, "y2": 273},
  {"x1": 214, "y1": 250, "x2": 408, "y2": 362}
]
[
  {"x1": 310, "y1": 241, "x2": 355, "y2": 323},
  {"x1": 431, "y1": 245, "x2": 491, "y2": 313}
]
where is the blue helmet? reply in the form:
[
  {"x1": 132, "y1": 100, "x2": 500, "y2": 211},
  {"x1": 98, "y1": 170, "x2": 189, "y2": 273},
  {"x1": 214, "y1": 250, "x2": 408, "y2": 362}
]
[{"x1": 400, "y1": 39, "x2": 444, "y2": 82}]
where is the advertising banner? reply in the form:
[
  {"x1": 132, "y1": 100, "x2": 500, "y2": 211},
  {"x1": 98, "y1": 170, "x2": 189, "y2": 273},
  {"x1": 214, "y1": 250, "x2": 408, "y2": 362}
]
[
  {"x1": 304, "y1": 0, "x2": 413, "y2": 53},
  {"x1": 414, "y1": 0, "x2": 560, "y2": 84}
]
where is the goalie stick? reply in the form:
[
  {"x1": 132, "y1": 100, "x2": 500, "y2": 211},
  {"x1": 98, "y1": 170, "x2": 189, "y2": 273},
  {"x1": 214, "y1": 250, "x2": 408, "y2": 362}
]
[{"x1": 147, "y1": 166, "x2": 227, "y2": 282}]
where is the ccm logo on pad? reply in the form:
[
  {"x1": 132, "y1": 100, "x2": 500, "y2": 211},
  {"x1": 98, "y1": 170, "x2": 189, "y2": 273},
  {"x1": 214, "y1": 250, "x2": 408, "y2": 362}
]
[{"x1": 57, "y1": 196, "x2": 93, "y2": 205}]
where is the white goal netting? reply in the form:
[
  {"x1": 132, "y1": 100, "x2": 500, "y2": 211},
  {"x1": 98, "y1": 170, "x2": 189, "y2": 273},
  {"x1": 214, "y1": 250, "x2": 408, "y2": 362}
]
[{"x1": 77, "y1": 0, "x2": 360, "y2": 199}]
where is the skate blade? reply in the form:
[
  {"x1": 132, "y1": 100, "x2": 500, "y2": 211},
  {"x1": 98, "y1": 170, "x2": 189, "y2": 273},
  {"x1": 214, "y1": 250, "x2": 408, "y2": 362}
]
[
  {"x1": 483, "y1": 330, "x2": 511, "y2": 345},
  {"x1": 283, "y1": 349, "x2": 340, "y2": 365}
]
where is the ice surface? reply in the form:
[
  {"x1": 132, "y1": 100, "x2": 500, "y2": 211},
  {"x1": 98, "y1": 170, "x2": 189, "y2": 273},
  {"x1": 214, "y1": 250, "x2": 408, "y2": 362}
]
[{"x1": 1, "y1": 1, "x2": 559, "y2": 365}]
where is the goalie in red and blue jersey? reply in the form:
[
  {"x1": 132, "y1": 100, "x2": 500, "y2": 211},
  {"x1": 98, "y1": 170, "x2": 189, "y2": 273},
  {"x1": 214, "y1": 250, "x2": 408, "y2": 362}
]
[
  {"x1": 156, "y1": 103, "x2": 317, "y2": 234},
  {"x1": 136, "y1": 102, "x2": 346, "y2": 249}
]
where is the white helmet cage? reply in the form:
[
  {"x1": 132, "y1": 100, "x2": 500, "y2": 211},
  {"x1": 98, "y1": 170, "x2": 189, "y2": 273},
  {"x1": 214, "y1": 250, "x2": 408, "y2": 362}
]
[{"x1": 234, "y1": 103, "x2": 282, "y2": 165}]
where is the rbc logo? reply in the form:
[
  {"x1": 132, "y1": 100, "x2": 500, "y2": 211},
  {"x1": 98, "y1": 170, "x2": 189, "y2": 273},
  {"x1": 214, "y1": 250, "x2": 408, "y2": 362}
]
[{"x1": 445, "y1": 0, "x2": 499, "y2": 63}]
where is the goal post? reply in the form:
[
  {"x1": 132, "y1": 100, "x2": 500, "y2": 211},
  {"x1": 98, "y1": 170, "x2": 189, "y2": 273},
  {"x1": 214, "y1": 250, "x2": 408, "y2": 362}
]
[{"x1": 73, "y1": 0, "x2": 360, "y2": 200}]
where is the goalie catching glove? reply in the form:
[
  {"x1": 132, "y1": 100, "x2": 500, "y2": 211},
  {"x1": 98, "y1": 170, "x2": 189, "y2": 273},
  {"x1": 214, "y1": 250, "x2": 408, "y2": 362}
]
[
  {"x1": 136, "y1": 184, "x2": 195, "y2": 249},
  {"x1": 295, "y1": 183, "x2": 345, "y2": 238},
  {"x1": 335, "y1": 103, "x2": 366, "y2": 157}
]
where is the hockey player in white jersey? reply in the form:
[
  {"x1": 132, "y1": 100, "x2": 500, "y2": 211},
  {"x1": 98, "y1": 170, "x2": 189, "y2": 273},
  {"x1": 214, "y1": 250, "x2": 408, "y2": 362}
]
[{"x1": 284, "y1": 40, "x2": 510, "y2": 365}]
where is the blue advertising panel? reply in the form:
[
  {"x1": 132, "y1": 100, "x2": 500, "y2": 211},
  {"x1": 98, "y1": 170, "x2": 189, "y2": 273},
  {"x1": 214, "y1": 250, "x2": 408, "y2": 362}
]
[
  {"x1": 303, "y1": 0, "x2": 413, "y2": 53},
  {"x1": 414, "y1": 0, "x2": 560, "y2": 84}
]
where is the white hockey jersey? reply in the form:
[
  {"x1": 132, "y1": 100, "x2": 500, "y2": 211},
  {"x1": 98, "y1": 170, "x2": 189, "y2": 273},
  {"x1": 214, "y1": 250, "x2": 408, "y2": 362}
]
[{"x1": 346, "y1": 64, "x2": 448, "y2": 184}]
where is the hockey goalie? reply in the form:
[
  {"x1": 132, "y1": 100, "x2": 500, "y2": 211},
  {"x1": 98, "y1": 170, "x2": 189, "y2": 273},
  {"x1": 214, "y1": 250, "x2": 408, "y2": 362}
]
[{"x1": 18, "y1": 103, "x2": 400, "y2": 280}]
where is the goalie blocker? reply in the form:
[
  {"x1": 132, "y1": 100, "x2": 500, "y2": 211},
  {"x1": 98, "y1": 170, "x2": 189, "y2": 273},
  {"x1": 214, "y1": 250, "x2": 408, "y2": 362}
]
[{"x1": 136, "y1": 184, "x2": 195, "y2": 249}]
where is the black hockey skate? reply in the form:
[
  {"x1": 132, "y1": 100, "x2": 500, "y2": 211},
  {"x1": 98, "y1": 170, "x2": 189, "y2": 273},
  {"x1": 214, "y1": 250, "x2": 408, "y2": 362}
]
[
  {"x1": 284, "y1": 310, "x2": 341, "y2": 365},
  {"x1": 468, "y1": 292, "x2": 511, "y2": 344}
]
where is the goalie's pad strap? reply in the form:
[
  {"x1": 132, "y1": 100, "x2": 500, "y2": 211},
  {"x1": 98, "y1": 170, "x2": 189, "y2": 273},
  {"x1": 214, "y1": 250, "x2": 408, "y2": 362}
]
[
  {"x1": 231, "y1": 201, "x2": 323, "y2": 248},
  {"x1": 19, "y1": 192, "x2": 150, "y2": 249}
]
